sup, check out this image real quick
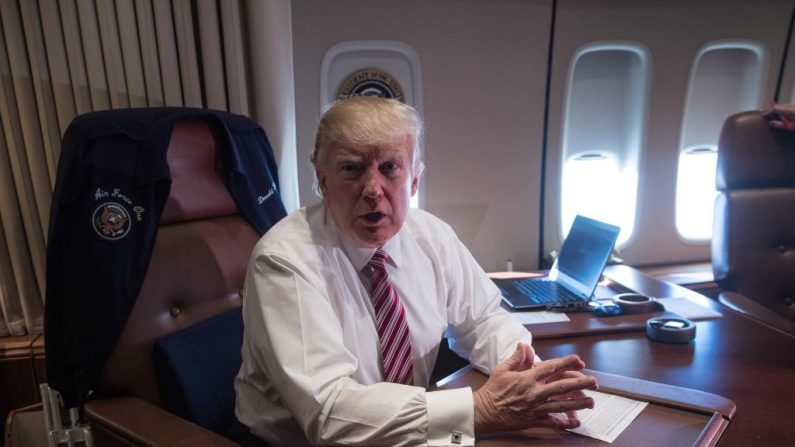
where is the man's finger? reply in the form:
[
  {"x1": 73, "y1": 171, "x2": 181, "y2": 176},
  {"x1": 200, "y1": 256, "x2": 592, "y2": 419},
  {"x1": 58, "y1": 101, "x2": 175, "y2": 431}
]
[
  {"x1": 546, "y1": 370, "x2": 599, "y2": 390},
  {"x1": 545, "y1": 368, "x2": 582, "y2": 383},
  {"x1": 548, "y1": 388, "x2": 588, "y2": 401},
  {"x1": 494, "y1": 343, "x2": 530, "y2": 374},
  {"x1": 533, "y1": 375, "x2": 597, "y2": 402},
  {"x1": 534, "y1": 396, "x2": 594, "y2": 415},
  {"x1": 524, "y1": 413, "x2": 581, "y2": 430},
  {"x1": 518, "y1": 344, "x2": 536, "y2": 371},
  {"x1": 525, "y1": 354, "x2": 585, "y2": 381}
]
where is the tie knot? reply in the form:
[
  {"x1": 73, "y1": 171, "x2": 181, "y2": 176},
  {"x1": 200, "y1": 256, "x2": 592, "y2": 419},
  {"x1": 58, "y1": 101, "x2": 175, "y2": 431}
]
[{"x1": 367, "y1": 250, "x2": 389, "y2": 271}]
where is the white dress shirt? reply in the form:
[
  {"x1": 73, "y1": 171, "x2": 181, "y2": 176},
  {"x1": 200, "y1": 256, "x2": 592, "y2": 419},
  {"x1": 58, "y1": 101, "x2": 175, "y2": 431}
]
[{"x1": 235, "y1": 203, "x2": 534, "y2": 446}]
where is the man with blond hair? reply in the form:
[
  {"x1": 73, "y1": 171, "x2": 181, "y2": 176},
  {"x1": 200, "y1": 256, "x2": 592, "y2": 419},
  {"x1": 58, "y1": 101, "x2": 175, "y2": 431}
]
[{"x1": 234, "y1": 96, "x2": 596, "y2": 446}]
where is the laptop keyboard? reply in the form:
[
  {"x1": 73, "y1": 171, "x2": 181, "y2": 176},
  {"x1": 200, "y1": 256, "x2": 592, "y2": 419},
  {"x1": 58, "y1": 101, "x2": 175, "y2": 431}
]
[{"x1": 513, "y1": 279, "x2": 583, "y2": 304}]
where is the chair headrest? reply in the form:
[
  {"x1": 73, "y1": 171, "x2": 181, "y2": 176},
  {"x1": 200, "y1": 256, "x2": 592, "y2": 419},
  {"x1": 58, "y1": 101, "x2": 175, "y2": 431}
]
[
  {"x1": 716, "y1": 111, "x2": 795, "y2": 191},
  {"x1": 160, "y1": 119, "x2": 238, "y2": 224}
]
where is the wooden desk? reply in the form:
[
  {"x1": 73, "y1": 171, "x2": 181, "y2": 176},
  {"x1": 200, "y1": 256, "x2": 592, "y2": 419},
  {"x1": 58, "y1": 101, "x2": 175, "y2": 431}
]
[
  {"x1": 595, "y1": 266, "x2": 795, "y2": 446},
  {"x1": 449, "y1": 265, "x2": 795, "y2": 447}
]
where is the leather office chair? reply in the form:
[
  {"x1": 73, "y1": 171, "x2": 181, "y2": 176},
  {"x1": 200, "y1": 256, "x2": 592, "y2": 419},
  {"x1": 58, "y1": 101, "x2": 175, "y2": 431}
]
[
  {"x1": 42, "y1": 109, "x2": 285, "y2": 446},
  {"x1": 712, "y1": 110, "x2": 795, "y2": 335}
]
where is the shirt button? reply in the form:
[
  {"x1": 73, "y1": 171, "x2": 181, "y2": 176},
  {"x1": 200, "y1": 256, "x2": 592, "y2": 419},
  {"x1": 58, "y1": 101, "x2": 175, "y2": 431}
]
[{"x1": 169, "y1": 306, "x2": 181, "y2": 318}]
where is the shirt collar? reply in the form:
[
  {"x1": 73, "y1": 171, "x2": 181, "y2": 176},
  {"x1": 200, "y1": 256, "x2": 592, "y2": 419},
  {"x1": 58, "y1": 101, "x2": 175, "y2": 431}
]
[{"x1": 322, "y1": 204, "x2": 404, "y2": 272}]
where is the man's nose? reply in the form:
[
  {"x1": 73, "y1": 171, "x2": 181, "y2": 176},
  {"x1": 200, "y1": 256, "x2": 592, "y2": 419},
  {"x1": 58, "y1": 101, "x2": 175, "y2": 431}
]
[{"x1": 362, "y1": 169, "x2": 384, "y2": 200}]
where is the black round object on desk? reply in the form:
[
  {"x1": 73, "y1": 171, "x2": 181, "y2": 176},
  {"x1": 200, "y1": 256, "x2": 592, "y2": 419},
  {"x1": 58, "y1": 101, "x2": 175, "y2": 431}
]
[
  {"x1": 613, "y1": 293, "x2": 664, "y2": 314},
  {"x1": 646, "y1": 317, "x2": 696, "y2": 343}
]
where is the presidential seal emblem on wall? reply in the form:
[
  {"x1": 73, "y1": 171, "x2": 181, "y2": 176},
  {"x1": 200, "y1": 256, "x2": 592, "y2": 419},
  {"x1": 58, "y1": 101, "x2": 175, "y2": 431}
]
[
  {"x1": 92, "y1": 202, "x2": 131, "y2": 241},
  {"x1": 337, "y1": 68, "x2": 406, "y2": 102}
]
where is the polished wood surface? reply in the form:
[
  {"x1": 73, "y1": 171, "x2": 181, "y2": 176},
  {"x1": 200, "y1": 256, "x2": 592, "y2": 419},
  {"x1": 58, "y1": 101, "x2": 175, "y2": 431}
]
[
  {"x1": 491, "y1": 268, "x2": 723, "y2": 339},
  {"x1": 455, "y1": 265, "x2": 794, "y2": 446},
  {"x1": 437, "y1": 367, "x2": 734, "y2": 447},
  {"x1": 536, "y1": 265, "x2": 795, "y2": 446}
]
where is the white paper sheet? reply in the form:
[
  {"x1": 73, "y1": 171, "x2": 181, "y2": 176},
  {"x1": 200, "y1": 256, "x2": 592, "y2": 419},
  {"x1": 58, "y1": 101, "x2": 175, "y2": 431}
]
[
  {"x1": 656, "y1": 297, "x2": 723, "y2": 320},
  {"x1": 511, "y1": 311, "x2": 570, "y2": 325},
  {"x1": 566, "y1": 390, "x2": 648, "y2": 443}
]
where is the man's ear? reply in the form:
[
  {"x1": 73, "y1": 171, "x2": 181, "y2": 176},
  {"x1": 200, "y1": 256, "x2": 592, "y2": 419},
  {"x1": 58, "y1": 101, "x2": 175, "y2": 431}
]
[
  {"x1": 317, "y1": 169, "x2": 328, "y2": 196},
  {"x1": 410, "y1": 174, "x2": 419, "y2": 196}
]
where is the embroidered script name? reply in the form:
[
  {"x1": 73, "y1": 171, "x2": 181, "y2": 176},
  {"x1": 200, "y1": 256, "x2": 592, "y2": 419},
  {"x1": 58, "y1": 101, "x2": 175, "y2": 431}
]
[
  {"x1": 258, "y1": 187, "x2": 275, "y2": 205},
  {"x1": 94, "y1": 187, "x2": 146, "y2": 221}
]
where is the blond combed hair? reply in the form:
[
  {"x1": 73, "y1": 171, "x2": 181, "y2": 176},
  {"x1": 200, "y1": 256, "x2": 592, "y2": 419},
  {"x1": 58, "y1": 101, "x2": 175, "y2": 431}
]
[{"x1": 311, "y1": 96, "x2": 424, "y2": 195}]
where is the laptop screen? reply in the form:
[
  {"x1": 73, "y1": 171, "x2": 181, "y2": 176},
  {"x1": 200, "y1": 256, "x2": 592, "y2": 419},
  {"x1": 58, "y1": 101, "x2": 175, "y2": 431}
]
[{"x1": 552, "y1": 215, "x2": 620, "y2": 298}]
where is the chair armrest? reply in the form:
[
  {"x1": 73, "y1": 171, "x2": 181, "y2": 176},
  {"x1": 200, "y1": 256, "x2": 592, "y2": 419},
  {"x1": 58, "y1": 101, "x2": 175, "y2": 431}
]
[
  {"x1": 719, "y1": 291, "x2": 795, "y2": 336},
  {"x1": 85, "y1": 396, "x2": 237, "y2": 447},
  {"x1": 5, "y1": 403, "x2": 44, "y2": 447}
]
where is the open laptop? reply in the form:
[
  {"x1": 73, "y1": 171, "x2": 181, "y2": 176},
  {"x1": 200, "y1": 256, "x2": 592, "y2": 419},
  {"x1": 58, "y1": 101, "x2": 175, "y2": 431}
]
[{"x1": 493, "y1": 215, "x2": 620, "y2": 310}]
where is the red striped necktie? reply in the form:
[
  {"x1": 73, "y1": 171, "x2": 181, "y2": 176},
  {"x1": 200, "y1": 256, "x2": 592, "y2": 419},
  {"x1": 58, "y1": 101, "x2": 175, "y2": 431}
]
[{"x1": 365, "y1": 250, "x2": 414, "y2": 385}]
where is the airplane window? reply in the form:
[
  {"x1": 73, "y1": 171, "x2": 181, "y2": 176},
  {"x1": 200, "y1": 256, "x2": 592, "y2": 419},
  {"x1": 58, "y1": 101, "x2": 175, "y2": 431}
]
[
  {"x1": 676, "y1": 42, "x2": 766, "y2": 242},
  {"x1": 561, "y1": 153, "x2": 636, "y2": 246},
  {"x1": 559, "y1": 44, "x2": 648, "y2": 247},
  {"x1": 675, "y1": 147, "x2": 717, "y2": 240}
]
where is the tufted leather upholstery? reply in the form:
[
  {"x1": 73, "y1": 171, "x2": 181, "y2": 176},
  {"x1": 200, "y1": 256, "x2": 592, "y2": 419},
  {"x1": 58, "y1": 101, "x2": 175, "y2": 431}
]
[
  {"x1": 712, "y1": 111, "x2": 795, "y2": 334},
  {"x1": 95, "y1": 118, "x2": 257, "y2": 402},
  {"x1": 83, "y1": 118, "x2": 262, "y2": 445}
]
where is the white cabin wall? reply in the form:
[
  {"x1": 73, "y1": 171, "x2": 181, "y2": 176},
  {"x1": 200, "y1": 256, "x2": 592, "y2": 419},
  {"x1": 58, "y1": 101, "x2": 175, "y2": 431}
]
[
  {"x1": 291, "y1": 0, "x2": 553, "y2": 271},
  {"x1": 544, "y1": 0, "x2": 793, "y2": 267},
  {"x1": 291, "y1": 0, "x2": 795, "y2": 272}
]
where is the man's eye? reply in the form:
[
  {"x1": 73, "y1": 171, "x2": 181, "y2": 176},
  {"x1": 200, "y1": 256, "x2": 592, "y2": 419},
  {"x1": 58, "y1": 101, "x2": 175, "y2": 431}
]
[
  {"x1": 381, "y1": 161, "x2": 401, "y2": 172},
  {"x1": 339, "y1": 164, "x2": 361, "y2": 177}
]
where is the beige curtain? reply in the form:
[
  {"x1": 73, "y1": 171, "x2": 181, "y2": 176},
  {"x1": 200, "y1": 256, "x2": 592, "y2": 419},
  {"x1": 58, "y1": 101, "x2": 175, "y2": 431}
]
[{"x1": 0, "y1": 0, "x2": 286, "y2": 336}]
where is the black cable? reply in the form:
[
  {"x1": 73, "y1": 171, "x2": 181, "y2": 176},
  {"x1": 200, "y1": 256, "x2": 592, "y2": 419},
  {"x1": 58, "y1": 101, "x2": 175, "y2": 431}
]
[
  {"x1": 30, "y1": 333, "x2": 45, "y2": 386},
  {"x1": 538, "y1": 0, "x2": 557, "y2": 269},
  {"x1": 774, "y1": 1, "x2": 795, "y2": 101}
]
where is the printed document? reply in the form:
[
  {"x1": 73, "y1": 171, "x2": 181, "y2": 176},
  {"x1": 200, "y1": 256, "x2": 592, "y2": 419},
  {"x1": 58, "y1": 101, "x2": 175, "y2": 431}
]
[
  {"x1": 566, "y1": 390, "x2": 648, "y2": 443},
  {"x1": 511, "y1": 310, "x2": 570, "y2": 325}
]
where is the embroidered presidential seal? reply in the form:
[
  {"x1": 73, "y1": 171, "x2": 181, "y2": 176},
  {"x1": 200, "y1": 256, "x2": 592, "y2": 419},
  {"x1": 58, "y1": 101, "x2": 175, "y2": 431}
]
[
  {"x1": 337, "y1": 68, "x2": 406, "y2": 102},
  {"x1": 92, "y1": 202, "x2": 131, "y2": 241}
]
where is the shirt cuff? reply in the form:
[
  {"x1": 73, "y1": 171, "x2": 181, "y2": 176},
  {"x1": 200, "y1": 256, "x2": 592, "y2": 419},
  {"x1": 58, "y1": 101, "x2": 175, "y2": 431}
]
[{"x1": 425, "y1": 388, "x2": 475, "y2": 446}]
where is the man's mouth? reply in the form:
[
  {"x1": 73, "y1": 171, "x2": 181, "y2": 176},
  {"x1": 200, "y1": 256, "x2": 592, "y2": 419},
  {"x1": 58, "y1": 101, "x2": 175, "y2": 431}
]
[{"x1": 361, "y1": 212, "x2": 385, "y2": 223}]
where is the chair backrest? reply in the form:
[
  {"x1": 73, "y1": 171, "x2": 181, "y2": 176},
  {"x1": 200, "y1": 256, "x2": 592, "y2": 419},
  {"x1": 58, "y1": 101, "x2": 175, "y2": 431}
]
[
  {"x1": 712, "y1": 111, "x2": 795, "y2": 322},
  {"x1": 93, "y1": 118, "x2": 261, "y2": 431}
]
